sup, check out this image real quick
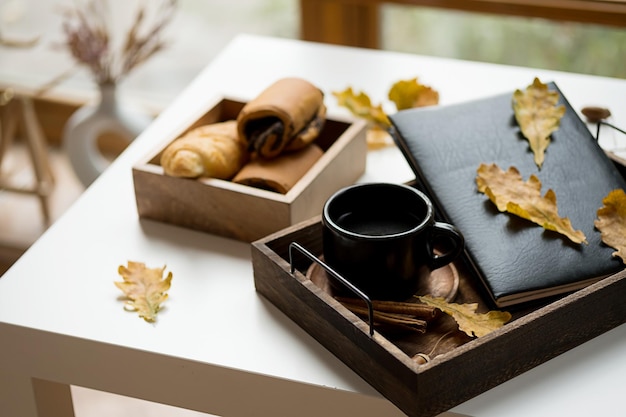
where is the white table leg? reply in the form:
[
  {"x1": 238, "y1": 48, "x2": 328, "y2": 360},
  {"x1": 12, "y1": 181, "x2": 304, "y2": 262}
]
[
  {"x1": 32, "y1": 378, "x2": 75, "y2": 417},
  {"x1": 0, "y1": 370, "x2": 40, "y2": 417},
  {"x1": 0, "y1": 371, "x2": 74, "y2": 417}
]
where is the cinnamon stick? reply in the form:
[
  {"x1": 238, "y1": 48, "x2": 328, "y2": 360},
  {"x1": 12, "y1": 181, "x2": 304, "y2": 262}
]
[
  {"x1": 337, "y1": 302, "x2": 427, "y2": 333},
  {"x1": 335, "y1": 296, "x2": 439, "y2": 320}
]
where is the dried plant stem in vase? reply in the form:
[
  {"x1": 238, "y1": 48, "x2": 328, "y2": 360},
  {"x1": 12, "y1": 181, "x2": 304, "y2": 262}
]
[{"x1": 61, "y1": 0, "x2": 177, "y2": 186}]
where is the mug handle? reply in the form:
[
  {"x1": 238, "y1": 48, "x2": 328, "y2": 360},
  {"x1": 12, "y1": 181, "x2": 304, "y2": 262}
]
[{"x1": 428, "y1": 222, "x2": 464, "y2": 270}]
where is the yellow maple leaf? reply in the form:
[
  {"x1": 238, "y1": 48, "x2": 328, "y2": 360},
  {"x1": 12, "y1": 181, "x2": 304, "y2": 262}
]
[
  {"x1": 476, "y1": 162, "x2": 587, "y2": 244},
  {"x1": 115, "y1": 261, "x2": 173, "y2": 322},
  {"x1": 512, "y1": 78, "x2": 566, "y2": 169},
  {"x1": 333, "y1": 87, "x2": 391, "y2": 128},
  {"x1": 595, "y1": 189, "x2": 626, "y2": 263},
  {"x1": 387, "y1": 78, "x2": 440, "y2": 111},
  {"x1": 417, "y1": 295, "x2": 511, "y2": 337}
]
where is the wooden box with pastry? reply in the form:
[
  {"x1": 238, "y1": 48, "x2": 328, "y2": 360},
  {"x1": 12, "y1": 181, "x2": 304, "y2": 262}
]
[{"x1": 132, "y1": 78, "x2": 368, "y2": 242}]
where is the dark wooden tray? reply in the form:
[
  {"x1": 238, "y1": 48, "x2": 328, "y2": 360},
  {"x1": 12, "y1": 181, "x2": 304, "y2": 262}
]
[{"x1": 251, "y1": 215, "x2": 626, "y2": 417}]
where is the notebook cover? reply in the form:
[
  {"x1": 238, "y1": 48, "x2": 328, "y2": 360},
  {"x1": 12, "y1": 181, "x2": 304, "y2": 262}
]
[{"x1": 389, "y1": 82, "x2": 626, "y2": 307}]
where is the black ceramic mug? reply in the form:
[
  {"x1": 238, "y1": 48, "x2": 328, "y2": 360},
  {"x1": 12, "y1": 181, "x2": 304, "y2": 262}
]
[{"x1": 322, "y1": 182, "x2": 464, "y2": 301}]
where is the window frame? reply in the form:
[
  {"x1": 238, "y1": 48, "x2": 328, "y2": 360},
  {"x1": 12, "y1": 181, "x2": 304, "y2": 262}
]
[{"x1": 300, "y1": 0, "x2": 626, "y2": 48}]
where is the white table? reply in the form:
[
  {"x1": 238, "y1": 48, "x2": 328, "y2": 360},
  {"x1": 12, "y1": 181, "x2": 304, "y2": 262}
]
[{"x1": 1, "y1": 34, "x2": 625, "y2": 417}]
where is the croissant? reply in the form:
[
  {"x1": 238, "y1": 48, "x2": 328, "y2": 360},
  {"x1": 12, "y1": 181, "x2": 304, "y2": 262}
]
[
  {"x1": 237, "y1": 77, "x2": 326, "y2": 159},
  {"x1": 161, "y1": 120, "x2": 247, "y2": 179}
]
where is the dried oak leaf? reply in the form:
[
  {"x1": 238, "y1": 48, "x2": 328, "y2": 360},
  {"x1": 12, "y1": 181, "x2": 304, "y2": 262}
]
[
  {"x1": 115, "y1": 261, "x2": 173, "y2": 322},
  {"x1": 595, "y1": 189, "x2": 626, "y2": 263},
  {"x1": 388, "y1": 78, "x2": 439, "y2": 111},
  {"x1": 366, "y1": 125, "x2": 395, "y2": 150},
  {"x1": 417, "y1": 295, "x2": 511, "y2": 338},
  {"x1": 512, "y1": 78, "x2": 566, "y2": 169},
  {"x1": 333, "y1": 87, "x2": 391, "y2": 128},
  {"x1": 476, "y1": 162, "x2": 587, "y2": 244}
]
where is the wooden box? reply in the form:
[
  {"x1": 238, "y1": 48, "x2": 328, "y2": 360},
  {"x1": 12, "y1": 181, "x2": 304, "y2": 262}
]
[
  {"x1": 132, "y1": 98, "x2": 367, "y2": 242},
  {"x1": 251, "y1": 216, "x2": 626, "y2": 417}
]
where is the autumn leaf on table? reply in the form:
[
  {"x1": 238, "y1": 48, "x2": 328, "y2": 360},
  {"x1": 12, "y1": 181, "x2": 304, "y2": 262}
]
[
  {"x1": 366, "y1": 125, "x2": 395, "y2": 149},
  {"x1": 512, "y1": 78, "x2": 566, "y2": 169},
  {"x1": 333, "y1": 87, "x2": 391, "y2": 129},
  {"x1": 476, "y1": 162, "x2": 587, "y2": 244},
  {"x1": 595, "y1": 189, "x2": 626, "y2": 263},
  {"x1": 388, "y1": 78, "x2": 439, "y2": 111},
  {"x1": 115, "y1": 261, "x2": 173, "y2": 322},
  {"x1": 417, "y1": 295, "x2": 511, "y2": 338}
]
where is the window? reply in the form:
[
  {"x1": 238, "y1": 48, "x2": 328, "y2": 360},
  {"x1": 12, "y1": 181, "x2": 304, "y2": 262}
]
[{"x1": 382, "y1": 5, "x2": 626, "y2": 78}]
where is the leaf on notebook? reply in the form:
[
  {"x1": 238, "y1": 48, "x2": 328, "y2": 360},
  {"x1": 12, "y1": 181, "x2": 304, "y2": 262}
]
[
  {"x1": 388, "y1": 77, "x2": 439, "y2": 111},
  {"x1": 333, "y1": 87, "x2": 391, "y2": 128},
  {"x1": 512, "y1": 77, "x2": 566, "y2": 169},
  {"x1": 476, "y1": 162, "x2": 587, "y2": 244},
  {"x1": 115, "y1": 261, "x2": 173, "y2": 322},
  {"x1": 595, "y1": 189, "x2": 626, "y2": 263},
  {"x1": 417, "y1": 295, "x2": 511, "y2": 338}
]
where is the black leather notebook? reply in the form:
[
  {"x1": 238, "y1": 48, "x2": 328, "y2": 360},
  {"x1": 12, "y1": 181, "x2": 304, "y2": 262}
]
[{"x1": 389, "y1": 82, "x2": 626, "y2": 307}]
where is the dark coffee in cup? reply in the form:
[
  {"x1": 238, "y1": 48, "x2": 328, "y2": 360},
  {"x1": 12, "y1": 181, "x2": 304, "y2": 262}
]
[
  {"x1": 334, "y1": 210, "x2": 421, "y2": 236},
  {"x1": 322, "y1": 183, "x2": 464, "y2": 301}
]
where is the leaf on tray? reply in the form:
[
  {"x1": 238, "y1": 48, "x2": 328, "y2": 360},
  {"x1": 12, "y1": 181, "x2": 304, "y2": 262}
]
[
  {"x1": 388, "y1": 77, "x2": 439, "y2": 111},
  {"x1": 595, "y1": 189, "x2": 626, "y2": 263},
  {"x1": 417, "y1": 295, "x2": 511, "y2": 338},
  {"x1": 476, "y1": 162, "x2": 587, "y2": 244},
  {"x1": 512, "y1": 77, "x2": 566, "y2": 169},
  {"x1": 115, "y1": 261, "x2": 173, "y2": 322},
  {"x1": 333, "y1": 86, "x2": 391, "y2": 128}
]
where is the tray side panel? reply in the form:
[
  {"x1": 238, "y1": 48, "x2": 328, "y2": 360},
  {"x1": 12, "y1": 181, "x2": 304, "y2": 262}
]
[
  {"x1": 415, "y1": 269, "x2": 626, "y2": 415},
  {"x1": 133, "y1": 167, "x2": 290, "y2": 241}
]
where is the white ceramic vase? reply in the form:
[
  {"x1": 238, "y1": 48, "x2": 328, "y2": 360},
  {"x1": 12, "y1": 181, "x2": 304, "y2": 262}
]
[{"x1": 63, "y1": 82, "x2": 152, "y2": 187}]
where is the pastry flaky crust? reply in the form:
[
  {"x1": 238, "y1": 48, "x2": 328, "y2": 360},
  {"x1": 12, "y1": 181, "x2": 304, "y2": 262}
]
[
  {"x1": 237, "y1": 77, "x2": 326, "y2": 159},
  {"x1": 161, "y1": 120, "x2": 248, "y2": 179}
]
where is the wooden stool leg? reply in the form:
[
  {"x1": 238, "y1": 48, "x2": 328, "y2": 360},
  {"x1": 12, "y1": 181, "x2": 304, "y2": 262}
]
[
  {"x1": 0, "y1": 91, "x2": 55, "y2": 226},
  {"x1": 0, "y1": 91, "x2": 19, "y2": 169},
  {"x1": 19, "y1": 96, "x2": 55, "y2": 224},
  {"x1": 20, "y1": 97, "x2": 55, "y2": 186}
]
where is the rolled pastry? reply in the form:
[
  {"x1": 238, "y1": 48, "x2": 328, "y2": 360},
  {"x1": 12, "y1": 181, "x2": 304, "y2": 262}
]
[
  {"x1": 237, "y1": 77, "x2": 326, "y2": 159},
  {"x1": 161, "y1": 120, "x2": 247, "y2": 179},
  {"x1": 233, "y1": 144, "x2": 323, "y2": 194}
]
